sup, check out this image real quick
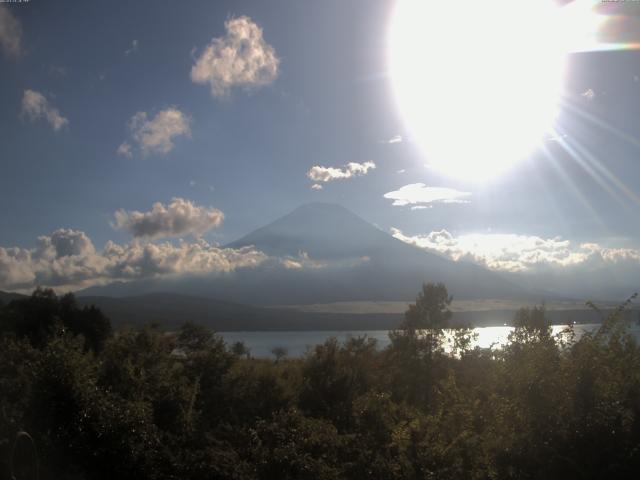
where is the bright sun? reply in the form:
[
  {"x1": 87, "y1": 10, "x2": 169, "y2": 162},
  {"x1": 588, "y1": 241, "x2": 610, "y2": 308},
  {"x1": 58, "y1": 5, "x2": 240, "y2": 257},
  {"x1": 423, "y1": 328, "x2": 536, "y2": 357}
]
[{"x1": 389, "y1": 0, "x2": 570, "y2": 181}]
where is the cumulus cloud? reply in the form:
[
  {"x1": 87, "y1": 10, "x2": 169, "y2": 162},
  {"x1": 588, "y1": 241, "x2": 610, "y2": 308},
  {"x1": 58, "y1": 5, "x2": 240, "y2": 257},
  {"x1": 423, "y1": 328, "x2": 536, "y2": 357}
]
[
  {"x1": 384, "y1": 183, "x2": 471, "y2": 207},
  {"x1": 388, "y1": 134, "x2": 403, "y2": 144},
  {"x1": 21, "y1": 90, "x2": 69, "y2": 131},
  {"x1": 280, "y1": 251, "x2": 370, "y2": 270},
  {"x1": 0, "y1": 229, "x2": 267, "y2": 292},
  {"x1": 280, "y1": 251, "x2": 326, "y2": 270},
  {"x1": 307, "y1": 161, "x2": 376, "y2": 183},
  {"x1": 101, "y1": 240, "x2": 266, "y2": 281},
  {"x1": 311, "y1": 183, "x2": 323, "y2": 191},
  {"x1": 119, "y1": 107, "x2": 191, "y2": 157},
  {"x1": 191, "y1": 16, "x2": 279, "y2": 98},
  {"x1": 0, "y1": 229, "x2": 106, "y2": 290},
  {"x1": 113, "y1": 198, "x2": 224, "y2": 240},
  {"x1": 391, "y1": 227, "x2": 640, "y2": 273},
  {"x1": 0, "y1": 5, "x2": 21, "y2": 57}
]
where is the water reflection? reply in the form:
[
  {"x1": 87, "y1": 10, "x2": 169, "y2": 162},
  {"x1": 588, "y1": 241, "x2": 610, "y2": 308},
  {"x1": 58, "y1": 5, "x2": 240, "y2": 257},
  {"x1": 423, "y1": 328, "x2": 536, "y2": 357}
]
[{"x1": 221, "y1": 323, "x2": 640, "y2": 359}]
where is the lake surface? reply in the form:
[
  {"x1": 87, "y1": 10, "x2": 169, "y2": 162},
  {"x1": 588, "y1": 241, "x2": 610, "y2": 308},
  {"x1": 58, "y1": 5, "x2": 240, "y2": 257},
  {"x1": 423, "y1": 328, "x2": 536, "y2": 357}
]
[{"x1": 221, "y1": 323, "x2": 640, "y2": 358}]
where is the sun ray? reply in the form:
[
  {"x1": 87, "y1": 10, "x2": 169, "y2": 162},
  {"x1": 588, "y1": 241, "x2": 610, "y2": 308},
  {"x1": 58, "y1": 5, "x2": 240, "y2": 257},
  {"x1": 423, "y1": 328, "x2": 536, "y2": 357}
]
[
  {"x1": 389, "y1": 0, "x2": 640, "y2": 182},
  {"x1": 389, "y1": 0, "x2": 566, "y2": 180},
  {"x1": 564, "y1": 134, "x2": 640, "y2": 208},
  {"x1": 540, "y1": 136, "x2": 602, "y2": 223}
]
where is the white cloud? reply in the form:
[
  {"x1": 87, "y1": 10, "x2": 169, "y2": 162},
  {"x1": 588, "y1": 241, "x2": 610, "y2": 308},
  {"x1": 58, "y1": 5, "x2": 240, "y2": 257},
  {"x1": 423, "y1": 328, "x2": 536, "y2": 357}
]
[
  {"x1": 280, "y1": 251, "x2": 370, "y2": 270},
  {"x1": 0, "y1": 230, "x2": 267, "y2": 292},
  {"x1": 191, "y1": 16, "x2": 279, "y2": 98},
  {"x1": 311, "y1": 183, "x2": 323, "y2": 191},
  {"x1": 125, "y1": 39, "x2": 138, "y2": 55},
  {"x1": 388, "y1": 134, "x2": 403, "y2": 144},
  {"x1": 102, "y1": 240, "x2": 266, "y2": 281},
  {"x1": 0, "y1": 229, "x2": 105, "y2": 291},
  {"x1": 280, "y1": 251, "x2": 325, "y2": 270},
  {"x1": 391, "y1": 227, "x2": 640, "y2": 273},
  {"x1": 119, "y1": 107, "x2": 191, "y2": 157},
  {"x1": 0, "y1": 5, "x2": 21, "y2": 57},
  {"x1": 0, "y1": 226, "x2": 372, "y2": 292},
  {"x1": 21, "y1": 90, "x2": 69, "y2": 131},
  {"x1": 582, "y1": 88, "x2": 595, "y2": 100},
  {"x1": 384, "y1": 183, "x2": 471, "y2": 207},
  {"x1": 117, "y1": 142, "x2": 132, "y2": 158},
  {"x1": 307, "y1": 161, "x2": 376, "y2": 183},
  {"x1": 113, "y1": 198, "x2": 224, "y2": 240}
]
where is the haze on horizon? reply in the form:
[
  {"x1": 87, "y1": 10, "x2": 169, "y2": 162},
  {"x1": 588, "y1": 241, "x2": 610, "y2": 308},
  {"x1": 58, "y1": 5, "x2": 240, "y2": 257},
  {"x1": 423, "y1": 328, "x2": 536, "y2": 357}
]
[{"x1": 1, "y1": 0, "x2": 640, "y2": 302}]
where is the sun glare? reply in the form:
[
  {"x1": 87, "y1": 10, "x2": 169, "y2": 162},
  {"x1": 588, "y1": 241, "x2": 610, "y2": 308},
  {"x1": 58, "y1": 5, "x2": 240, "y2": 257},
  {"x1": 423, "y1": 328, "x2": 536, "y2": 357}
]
[{"x1": 389, "y1": 0, "x2": 598, "y2": 181}]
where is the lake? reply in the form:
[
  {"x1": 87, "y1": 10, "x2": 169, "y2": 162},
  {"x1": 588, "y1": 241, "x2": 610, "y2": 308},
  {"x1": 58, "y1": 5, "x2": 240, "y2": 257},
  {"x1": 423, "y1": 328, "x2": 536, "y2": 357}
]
[{"x1": 221, "y1": 323, "x2": 640, "y2": 358}]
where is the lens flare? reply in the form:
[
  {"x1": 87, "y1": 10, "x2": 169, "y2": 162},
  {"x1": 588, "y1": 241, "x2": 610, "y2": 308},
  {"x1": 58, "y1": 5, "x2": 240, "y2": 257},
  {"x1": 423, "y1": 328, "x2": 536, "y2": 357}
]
[{"x1": 388, "y1": 0, "x2": 636, "y2": 182}]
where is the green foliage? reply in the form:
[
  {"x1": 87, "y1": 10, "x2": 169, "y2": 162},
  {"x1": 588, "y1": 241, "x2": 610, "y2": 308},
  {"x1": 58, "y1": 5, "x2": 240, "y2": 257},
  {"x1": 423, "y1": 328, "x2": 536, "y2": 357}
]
[
  {"x1": 1, "y1": 287, "x2": 640, "y2": 479},
  {"x1": 231, "y1": 340, "x2": 251, "y2": 359},
  {"x1": 299, "y1": 336, "x2": 378, "y2": 429},
  {"x1": 402, "y1": 282, "x2": 452, "y2": 332},
  {"x1": 510, "y1": 305, "x2": 552, "y2": 344},
  {"x1": 271, "y1": 345, "x2": 288, "y2": 362},
  {"x1": 248, "y1": 408, "x2": 345, "y2": 479},
  {"x1": 0, "y1": 288, "x2": 111, "y2": 351}
]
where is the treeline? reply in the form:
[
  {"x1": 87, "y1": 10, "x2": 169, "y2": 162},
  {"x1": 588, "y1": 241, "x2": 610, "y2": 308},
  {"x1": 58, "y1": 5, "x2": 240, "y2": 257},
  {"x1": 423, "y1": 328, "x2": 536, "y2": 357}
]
[{"x1": 1, "y1": 285, "x2": 639, "y2": 479}]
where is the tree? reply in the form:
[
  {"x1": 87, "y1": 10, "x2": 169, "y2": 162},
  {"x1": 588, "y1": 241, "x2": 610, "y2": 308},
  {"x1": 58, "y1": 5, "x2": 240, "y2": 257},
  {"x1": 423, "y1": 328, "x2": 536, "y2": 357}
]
[
  {"x1": 271, "y1": 346, "x2": 288, "y2": 362},
  {"x1": 393, "y1": 282, "x2": 452, "y2": 358},
  {"x1": 231, "y1": 341, "x2": 251, "y2": 359},
  {"x1": 403, "y1": 282, "x2": 452, "y2": 332},
  {"x1": 1, "y1": 288, "x2": 111, "y2": 351},
  {"x1": 61, "y1": 293, "x2": 112, "y2": 352},
  {"x1": 510, "y1": 305, "x2": 551, "y2": 344},
  {"x1": 4, "y1": 287, "x2": 60, "y2": 348},
  {"x1": 177, "y1": 321, "x2": 214, "y2": 352},
  {"x1": 386, "y1": 283, "x2": 453, "y2": 405}
]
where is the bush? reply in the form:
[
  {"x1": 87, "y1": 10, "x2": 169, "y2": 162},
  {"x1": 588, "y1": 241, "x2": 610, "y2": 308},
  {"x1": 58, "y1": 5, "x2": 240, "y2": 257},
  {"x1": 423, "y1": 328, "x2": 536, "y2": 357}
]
[{"x1": 1, "y1": 286, "x2": 639, "y2": 479}]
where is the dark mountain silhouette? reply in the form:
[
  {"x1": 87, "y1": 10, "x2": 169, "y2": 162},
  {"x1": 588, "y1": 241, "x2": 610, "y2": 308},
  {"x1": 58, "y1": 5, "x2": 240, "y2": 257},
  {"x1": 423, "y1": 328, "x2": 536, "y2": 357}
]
[
  {"x1": 79, "y1": 203, "x2": 527, "y2": 304},
  {"x1": 225, "y1": 202, "x2": 526, "y2": 301},
  {"x1": 0, "y1": 290, "x2": 26, "y2": 305},
  {"x1": 75, "y1": 293, "x2": 403, "y2": 331},
  {"x1": 1, "y1": 289, "x2": 617, "y2": 332},
  {"x1": 227, "y1": 202, "x2": 398, "y2": 259},
  {"x1": 75, "y1": 293, "x2": 614, "y2": 331}
]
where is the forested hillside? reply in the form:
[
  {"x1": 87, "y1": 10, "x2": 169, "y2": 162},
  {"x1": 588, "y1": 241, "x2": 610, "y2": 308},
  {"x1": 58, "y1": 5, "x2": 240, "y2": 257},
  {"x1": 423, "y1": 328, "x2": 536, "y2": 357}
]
[{"x1": 1, "y1": 286, "x2": 639, "y2": 479}]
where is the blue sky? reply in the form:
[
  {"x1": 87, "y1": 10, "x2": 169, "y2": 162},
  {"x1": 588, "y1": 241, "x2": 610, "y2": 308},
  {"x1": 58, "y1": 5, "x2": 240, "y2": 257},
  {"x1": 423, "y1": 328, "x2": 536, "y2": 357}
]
[{"x1": 1, "y1": 0, "x2": 640, "y2": 293}]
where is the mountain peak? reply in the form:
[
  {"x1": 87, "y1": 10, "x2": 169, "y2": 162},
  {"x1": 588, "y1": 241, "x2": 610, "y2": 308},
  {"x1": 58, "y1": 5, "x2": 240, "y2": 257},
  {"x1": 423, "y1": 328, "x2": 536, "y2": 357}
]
[
  {"x1": 83, "y1": 202, "x2": 527, "y2": 302},
  {"x1": 227, "y1": 203, "x2": 385, "y2": 259}
]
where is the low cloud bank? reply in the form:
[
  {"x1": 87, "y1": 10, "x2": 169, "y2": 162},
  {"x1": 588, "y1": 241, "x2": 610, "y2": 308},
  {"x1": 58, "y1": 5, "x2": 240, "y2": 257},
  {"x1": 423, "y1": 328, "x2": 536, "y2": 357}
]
[
  {"x1": 0, "y1": 229, "x2": 267, "y2": 292},
  {"x1": 392, "y1": 227, "x2": 640, "y2": 273}
]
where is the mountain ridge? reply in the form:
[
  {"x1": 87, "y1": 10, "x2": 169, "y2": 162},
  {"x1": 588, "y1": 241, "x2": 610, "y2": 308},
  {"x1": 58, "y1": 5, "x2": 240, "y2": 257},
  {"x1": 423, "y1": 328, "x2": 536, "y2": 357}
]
[{"x1": 78, "y1": 202, "x2": 528, "y2": 303}]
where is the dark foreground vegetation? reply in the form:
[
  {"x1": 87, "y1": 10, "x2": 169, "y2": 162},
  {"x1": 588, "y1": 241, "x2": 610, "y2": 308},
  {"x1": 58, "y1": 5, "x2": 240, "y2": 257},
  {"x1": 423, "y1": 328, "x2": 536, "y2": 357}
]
[{"x1": 1, "y1": 285, "x2": 639, "y2": 479}]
